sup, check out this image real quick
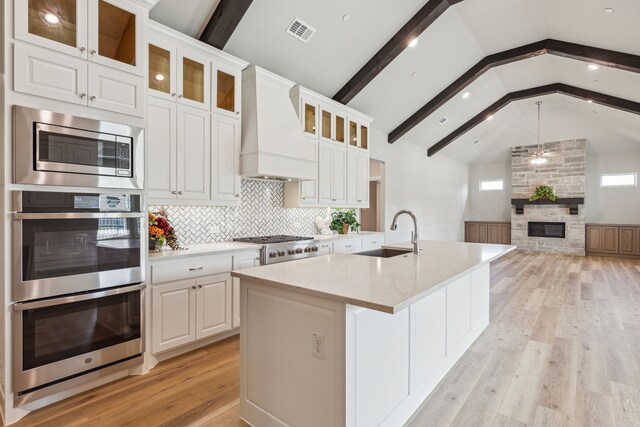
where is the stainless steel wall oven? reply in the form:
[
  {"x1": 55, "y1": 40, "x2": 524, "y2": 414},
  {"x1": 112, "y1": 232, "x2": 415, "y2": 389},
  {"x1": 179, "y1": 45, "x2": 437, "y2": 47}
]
[
  {"x1": 14, "y1": 106, "x2": 144, "y2": 189},
  {"x1": 12, "y1": 191, "x2": 145, "y2": 405}
]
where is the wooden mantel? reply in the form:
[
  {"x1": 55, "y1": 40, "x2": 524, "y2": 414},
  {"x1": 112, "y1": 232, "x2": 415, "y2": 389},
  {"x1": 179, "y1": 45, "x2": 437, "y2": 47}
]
[{"x1": 511, "y1": 198, "x2": 585, "y2": 215}]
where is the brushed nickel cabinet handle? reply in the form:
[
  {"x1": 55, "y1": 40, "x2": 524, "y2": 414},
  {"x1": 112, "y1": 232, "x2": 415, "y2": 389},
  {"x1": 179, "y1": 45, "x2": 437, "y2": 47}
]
[
  {"x1": 79, "y1": 93, "x2": 87, "y2": 99},
  {"x1": 188, "y1": 267, "x2": 203, "y2": 272},
  {"x1": 171, "y1": 191, "x2": 177, "y2": 195},
  {"x1": 89, "y1": 96, "x2": 96, "y2": 101},
  {"x1": 90, "y1": 49, "x2": 97, "y2": 55},
  {"x1": 171, "y1": 93, "x2": 177, "y2": 97},
  {"x1": 178, "y1": 191, "x2": 183, "y2": 195},
  {"x1": 80, "y1": 47, "x2": 86, "y2": 53},
  {"x1": 178, "y1": 94, "x2": 183, "y2": 99}
]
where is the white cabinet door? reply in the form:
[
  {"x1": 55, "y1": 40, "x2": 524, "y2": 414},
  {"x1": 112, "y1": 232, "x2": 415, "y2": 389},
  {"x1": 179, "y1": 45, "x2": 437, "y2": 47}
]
[
  {"x1": 470, "y1": 265, "x2": 490, "y2": 326},
  {"x1": 152, "y1": 280, "x2": 196, "y2": 353},
  {"x1": 347, "y1": 150, "x2": 358, "y2": 205},
  {"x1": 148, "y1": 34, "x2": 178, "y2": 102},
  {"x1": 178, "y1": 48, "x2": 211, "y2": 110},
  {"x1": 317, "y1": 242, "x2": 332, "y2": 256},
  {"x1": 446, "y1": 275, "x2": 471, "y2": 354},
  {"x1": 232, "y1": 253, "x2": 261, "y2": 328},
  {"x1": 196, "y1": 274, "x2": 232, "y2": 339},
  {"x1": 318, "y1": 143, "x2": 333, "y2": 204},
  {"x1": 300, "y1": 180, "x2": 318, "y2": 204},
  {"x1": 331, "y1": 145, "x2": 347, "y2": 205},
  {"x1": 356, "y1": 151, "x2": 370, "y2": 206},
  {"x1": 87, "y1": 0, "x2": 145, "y2": 76},
  {"x1": 147, "y1": 98, "x2": 177, "y2": 200},
  {"x1": 361, "y1": 235, "x2": 383, "y2": 251},
  {"x1": 212, "y1": 61, "x2": 242, "y2": 118},
  {"x1": 88, "y1": 63, "x2": 143, "y2": 116},
  {"x1": 176, "y1": 105, "x2": 211, "y2": 200},
  {"x1": 211, "y1": 114, "x2": 241, "y2": 203},
  {"x1": 14, "y1": 0, "x2": 89, "y2": 59},
  {"x1": 333, "y1": 238, "x2": 361, "y2": 254},
  {"x1": 14, "y1": 42, "x2": 88, "y2": 106}
]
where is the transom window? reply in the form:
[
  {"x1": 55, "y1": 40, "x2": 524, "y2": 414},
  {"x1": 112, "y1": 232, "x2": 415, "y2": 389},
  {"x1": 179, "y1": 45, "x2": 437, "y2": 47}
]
[
  {"x1": 600, "y1": 173, "x2": 637, "y2": 187},
  {"x1": 479, "y1": 179, "x2": 504, "y2": 191}
]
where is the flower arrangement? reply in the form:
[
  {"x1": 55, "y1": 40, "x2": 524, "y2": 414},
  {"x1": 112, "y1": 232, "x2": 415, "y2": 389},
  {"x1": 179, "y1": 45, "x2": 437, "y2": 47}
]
[
  {"x1": 148, "y1": 210, "x2": 184, "y2": 251},
  {"x1": 529, "y1": 185, "x2": 557, "y2": 202},
  {"x1": 330, "y1": 209, "x2": 360, "y2": 234}
]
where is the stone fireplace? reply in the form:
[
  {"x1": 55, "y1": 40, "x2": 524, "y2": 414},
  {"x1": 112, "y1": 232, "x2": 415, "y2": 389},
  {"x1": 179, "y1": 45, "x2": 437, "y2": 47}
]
[{"x1": 511, "y1": 139, "x2": 586, "y2": 256}]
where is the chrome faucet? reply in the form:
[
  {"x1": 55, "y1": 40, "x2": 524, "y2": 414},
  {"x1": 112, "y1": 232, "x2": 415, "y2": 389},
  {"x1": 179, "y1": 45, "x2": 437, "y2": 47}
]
[{"x1": 390, "y1": 210, "x2": 420, "y2": 254}]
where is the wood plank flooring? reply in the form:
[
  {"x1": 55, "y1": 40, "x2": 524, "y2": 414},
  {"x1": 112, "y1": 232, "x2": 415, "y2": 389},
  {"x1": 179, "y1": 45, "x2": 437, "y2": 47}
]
[{"x1": 14, "y1": 251, "x2": 640, "y2": 427}]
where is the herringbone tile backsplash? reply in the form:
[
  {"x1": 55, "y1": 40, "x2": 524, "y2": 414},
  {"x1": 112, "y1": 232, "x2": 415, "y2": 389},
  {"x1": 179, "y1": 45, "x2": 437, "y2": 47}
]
[{"x1": 150, "y1": 179, "x2": 329, "y2": 245}]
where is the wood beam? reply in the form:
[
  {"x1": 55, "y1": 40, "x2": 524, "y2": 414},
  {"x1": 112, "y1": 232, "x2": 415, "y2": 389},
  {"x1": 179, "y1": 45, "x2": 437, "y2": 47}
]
[
  {"x1": 332, "y1": 0, "x2": 461, "y2": 105},
  {"x1": 390, "y1": 40, "x2": 640, "y2": 144},
  {"x1": 426, "y1": 83, "x2": 640, "y2": 157},
  {"x1": 199, "y1": 0, "x2": 253, "y2": 50}
]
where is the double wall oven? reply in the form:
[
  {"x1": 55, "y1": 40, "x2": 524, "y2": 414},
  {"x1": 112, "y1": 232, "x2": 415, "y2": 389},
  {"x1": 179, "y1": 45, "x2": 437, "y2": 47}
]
[{"x1": 12, "y1": 191, "x2": 145, "y2": 406}]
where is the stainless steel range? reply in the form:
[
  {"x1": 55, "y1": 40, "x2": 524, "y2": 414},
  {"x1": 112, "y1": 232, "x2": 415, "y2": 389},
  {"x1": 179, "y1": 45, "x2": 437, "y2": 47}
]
[{"x1": 234, "y1": 235, "x2": 320, "y2": 264}]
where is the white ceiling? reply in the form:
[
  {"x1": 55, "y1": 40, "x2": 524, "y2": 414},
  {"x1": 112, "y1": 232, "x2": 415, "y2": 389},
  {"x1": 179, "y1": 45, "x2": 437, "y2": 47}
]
[{"x1": 150, "y1": 0, "x2": 640, "y2": 164}]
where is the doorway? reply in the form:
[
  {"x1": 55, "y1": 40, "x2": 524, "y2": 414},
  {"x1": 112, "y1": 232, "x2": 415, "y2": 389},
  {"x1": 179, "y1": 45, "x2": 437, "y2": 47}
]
[{"x1": 361, "y1": 159, "x2": 385, "y2": 232}]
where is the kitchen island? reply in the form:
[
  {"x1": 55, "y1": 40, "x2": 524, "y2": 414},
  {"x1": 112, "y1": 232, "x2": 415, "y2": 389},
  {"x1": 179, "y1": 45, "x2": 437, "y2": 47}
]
[{"x1": 231, "y1": 240, "x2": 515, "y2": 427}]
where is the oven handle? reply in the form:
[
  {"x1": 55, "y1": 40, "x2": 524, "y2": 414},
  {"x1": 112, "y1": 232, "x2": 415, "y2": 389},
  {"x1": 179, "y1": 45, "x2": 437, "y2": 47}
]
[
  {"x1": 14, "y1": 212, "x2": 145, "y2": 220},
  {"x1": 13, "y1": 283, "x2": 145, "y2": 311}
]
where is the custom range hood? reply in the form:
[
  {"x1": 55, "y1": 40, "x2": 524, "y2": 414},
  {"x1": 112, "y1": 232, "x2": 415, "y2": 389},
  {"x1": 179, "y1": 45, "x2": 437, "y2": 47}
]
[{"x1": 241, "y1": 66, "x2": 317, "y2": 181}]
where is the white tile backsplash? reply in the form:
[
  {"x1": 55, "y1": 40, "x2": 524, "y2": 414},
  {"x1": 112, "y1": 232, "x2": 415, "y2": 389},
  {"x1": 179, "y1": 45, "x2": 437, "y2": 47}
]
[{"x1": 150, "y1": 179, "x2": 329, "y2": 245}]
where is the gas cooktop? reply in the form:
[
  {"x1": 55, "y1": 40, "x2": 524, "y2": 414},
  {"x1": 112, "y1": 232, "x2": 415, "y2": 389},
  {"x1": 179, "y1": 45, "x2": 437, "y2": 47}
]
[{"x1": 233, "y1": 235, "x2": 314, "y2": 245}]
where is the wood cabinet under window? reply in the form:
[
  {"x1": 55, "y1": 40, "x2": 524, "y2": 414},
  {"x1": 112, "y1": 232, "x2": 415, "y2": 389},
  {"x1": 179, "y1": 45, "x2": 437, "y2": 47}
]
[
  {"x1": 465, "y1": 221, "x2": 511, "y2": 244},
  {"x1": 586, "y1": 224, "x2": 640, "y2": 257}
]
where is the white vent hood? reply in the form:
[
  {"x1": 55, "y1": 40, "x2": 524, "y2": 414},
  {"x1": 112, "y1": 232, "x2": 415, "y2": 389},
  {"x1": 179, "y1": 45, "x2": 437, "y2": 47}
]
[{"x1": 241, "y1": 66, "x2": 317, "y2": 181}]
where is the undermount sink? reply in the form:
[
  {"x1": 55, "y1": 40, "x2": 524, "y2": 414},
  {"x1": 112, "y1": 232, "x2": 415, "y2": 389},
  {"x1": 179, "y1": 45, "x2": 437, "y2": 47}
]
[{"x1": 354, "y1": 248, "x2": 413, "y2": 258}]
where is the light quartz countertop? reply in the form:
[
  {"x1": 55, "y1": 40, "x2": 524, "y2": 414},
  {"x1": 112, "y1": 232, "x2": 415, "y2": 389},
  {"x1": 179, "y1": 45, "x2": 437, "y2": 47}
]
[
  {"x1": 232, "y1": 240, "x2": 515, "y2": 314},
  {"x1": 148, "y1": 232, "x2": 385, "y2": 260},
  {"x1": 148, "y1": 242, "x2": 261, "y2": 261}
]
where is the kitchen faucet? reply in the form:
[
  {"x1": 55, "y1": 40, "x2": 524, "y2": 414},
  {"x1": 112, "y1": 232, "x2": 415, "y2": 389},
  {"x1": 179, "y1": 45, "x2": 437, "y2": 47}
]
[{"x1": 390, "y1": 210, "x2": 420, "y2": 254}]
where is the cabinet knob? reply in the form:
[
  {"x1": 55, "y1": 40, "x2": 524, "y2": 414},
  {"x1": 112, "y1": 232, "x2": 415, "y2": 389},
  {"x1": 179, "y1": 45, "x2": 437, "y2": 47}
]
[
  {"x1": 171, "y1": 93, "x2": 177, "y2": 97},
  {"x1": 191, "y1": 285, "x2": 196, "y2": 290},
  {"x1": 79, "y1": 93, "x2": 87, "y2": 99},
  {"x1": 171, "y1": 191, "x2": 177, "y2": 195},
  {"x1": 178, "y1": 191, "x2": 183, "y2": 195},
  {"x1": 79, "y1": 47, "x2": 86, "y2": 53},
  {"x1": 357, "y1": 200, "x2": 362, "y2": 202},
  {"x1": 89, "y1": 95, "x2": 96, "y2": 101},
  {"x1": 178, "y1": 94, "x2": 183, "y2": 99},
  {"x1": 235, "y1": 111, "x2": 240, "y2": 115},
  {"x1": 197, "y1": 284, "x2": 203, "y2": 289},
  {"x1": 90, "y1": 49, "x2": 97, "y2": 55},
  {"x1": 235, "y1": 194, "x2": 240, "y2": 197},
  {"x1": 302, "y1": 197, "x2": 306, "y2": 200}
]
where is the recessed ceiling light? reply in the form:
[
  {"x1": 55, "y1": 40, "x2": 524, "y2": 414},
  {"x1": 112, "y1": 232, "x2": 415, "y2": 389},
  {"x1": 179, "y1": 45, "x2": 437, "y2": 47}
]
[
  {"x1": 342, "y1": 14, "x2": 351, "y2": 22},
  {"x1": 408, "y1": 38, "x2": 418, "y2": 48},
  {"x1": 603, "y1": 7, "x2": 614, "y2": 13},
  {"x1": 155, "y1": 73, "x2": 165, "y2": 81},
  {"x1": 44, "y1": 12, "x2": 60, "y2": 24},
  {"x1": 486, "y1": 115, "x2": 494, "y2": 121},
  {"x1": 462, "y1": 92, "x2": 470, "y2": 99},
  {"x1": 587, "y1": 99, "x2": 593, "y2": 103},
  {"x1": 588, "y1": 64, "x2": 599, "y2": 70},
  {"x1": 411, "y1": 72, "x2": 418, "y2": 78}
]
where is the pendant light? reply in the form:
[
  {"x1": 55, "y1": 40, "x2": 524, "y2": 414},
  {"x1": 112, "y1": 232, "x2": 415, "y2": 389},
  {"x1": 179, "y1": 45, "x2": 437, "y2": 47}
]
[{"x1": 530, "y1": 101, "x2": 548, "y2": 165}]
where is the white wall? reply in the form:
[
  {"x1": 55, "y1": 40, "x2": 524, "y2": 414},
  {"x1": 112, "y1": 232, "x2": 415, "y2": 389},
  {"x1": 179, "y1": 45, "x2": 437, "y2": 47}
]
[
  {"x1": 369, "y1": 128, "x2": 469, "y2": 243},
  {"x1": 585, "y1": 150, "x2": 640, "y2": 224},
  {"x1": 467, "y1": 162, "x2": 512, "y2": 221}
]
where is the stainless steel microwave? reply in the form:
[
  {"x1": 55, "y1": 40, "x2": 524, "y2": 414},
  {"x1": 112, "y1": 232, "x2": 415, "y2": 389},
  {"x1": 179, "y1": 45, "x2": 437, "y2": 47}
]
[{"x1": 14, "y1": 106, "x2": 144, "y2": 189}]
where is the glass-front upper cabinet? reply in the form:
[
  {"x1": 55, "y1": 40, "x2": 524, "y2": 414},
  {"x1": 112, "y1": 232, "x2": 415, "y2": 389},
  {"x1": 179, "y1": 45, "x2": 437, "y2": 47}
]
[
  {"x1": 303, "y1": 102, "x2": 317, "y2": 136},
  {"x1": 15, "y1": 0, "x2": 144, "y2": 75},
  {"x1": 321, "y1": 109, "x2": 332, "y2": 142},
  {"x1": 178, "y1": 50, "x2": 211, "y2": 110},
  {"x1": 334, "y1": 113, "x2": 346, "y2": 144},
  {"x1": 148, "y1": 43, "x2": 174, "y2": 98},
  {"x1": 360, "y1": 124, "x2": 369, "y2": 150},
  {"x1": 213, "y1": 63, "x2": 241, "y2": 118},
  {"x1": 349, "y1": 120, "x2": 358, "y2": 148}
]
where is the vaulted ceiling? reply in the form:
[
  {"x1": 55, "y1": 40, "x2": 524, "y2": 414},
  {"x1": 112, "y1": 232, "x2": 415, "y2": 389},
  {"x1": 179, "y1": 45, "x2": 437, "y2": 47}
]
[{"x1": 150, "y1": 0, "x2": 640, "y2": 164}]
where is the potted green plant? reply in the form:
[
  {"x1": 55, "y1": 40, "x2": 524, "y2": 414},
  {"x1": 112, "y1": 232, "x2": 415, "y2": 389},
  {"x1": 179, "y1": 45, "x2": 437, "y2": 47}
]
[
  {"x1": 330, "y1": 209, "x2": 360, "y2": 234},
  {"x1": 529, "y1": 185, "x2": 557, "y2": 202}
]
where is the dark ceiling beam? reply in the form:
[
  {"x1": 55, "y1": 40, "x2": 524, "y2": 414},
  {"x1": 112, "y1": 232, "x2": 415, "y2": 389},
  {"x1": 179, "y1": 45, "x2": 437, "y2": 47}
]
[
  {"x1": 390, "y1": 40, "x2": 640, "y2": 144},
  {"x1": 426, "y1": 83, "x2": 640, "y2": 157},
  {"x1": 332, "y1": 0, "x2": 463, "y2": 105},
  {"x1": 199, "y1": 0, "x2": 253, "y2": 50}
]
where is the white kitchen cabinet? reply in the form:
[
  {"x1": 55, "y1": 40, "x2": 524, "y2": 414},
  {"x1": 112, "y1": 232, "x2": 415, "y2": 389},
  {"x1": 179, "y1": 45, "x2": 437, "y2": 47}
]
[
  {"x1": 147, "y1": 98, "x2": 211, "y2": 202},
  {"x1": 347, "y1": 150, "x2": 370, "y2": 207},
  {"x1": 446, "y1": 275, "x2": 471, "y2": 354},
  {"x1": 152, "y1": 279, "x2": 197, "y2": 353},
  {"x1": 14, "y1": 42, "x2": 144, "y2": 116},
  {"x1": 213, "y1": 62, "x2": 241, "y2": 118},
  {"x1": 317, "y1": 242, "x2": 333, "y2": 256},
  {"x1": 318, "y1": 143, "x2": 346, "y2": 205},
  {"x1": 333, "y1": 238, "x2": 362, "y2": 254},
  {"x1": 361, "y1": 235, "x2": 384, "y2": 251},
  {"x1": 211, "y1": 114, "x2": 241, "y2": 204},
  {"x1": 15, "y1": 0, "x2": 145, "y2": 76},
  {"x1": 232, "y1": 252, "x2": 261, "y2": 328},
  {"x1": 177, "y1": 48, "x2": 211, "y2": 110},
  {"x1": 152, "y1": 273, "x2": 232, "y2": 354}
]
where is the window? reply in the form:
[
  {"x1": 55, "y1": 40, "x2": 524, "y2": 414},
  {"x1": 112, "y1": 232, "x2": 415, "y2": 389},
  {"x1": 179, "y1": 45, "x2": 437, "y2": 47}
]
[
  {"x1": 479, "y1": 179, "x2": 504, "y2": 191},
  {"x1": 600, "y1": 173, "x2": 637, "y2": 187}
]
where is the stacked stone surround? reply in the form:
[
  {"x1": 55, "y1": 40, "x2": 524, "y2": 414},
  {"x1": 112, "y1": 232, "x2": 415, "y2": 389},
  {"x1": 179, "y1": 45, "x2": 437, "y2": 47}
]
[{"x1": 511, "y1": 139, "x2": 586, "y2": 256}]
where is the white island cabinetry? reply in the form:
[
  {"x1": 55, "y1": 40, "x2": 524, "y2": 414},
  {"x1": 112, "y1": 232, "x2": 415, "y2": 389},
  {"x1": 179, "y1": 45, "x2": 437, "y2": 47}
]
[{"x1": 234, "y1": 240, "x2": 514, "y2": 427}]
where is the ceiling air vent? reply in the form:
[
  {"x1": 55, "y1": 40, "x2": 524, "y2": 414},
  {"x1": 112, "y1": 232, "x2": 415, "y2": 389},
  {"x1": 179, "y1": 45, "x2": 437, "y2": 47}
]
[
  {"x1": 286, "y1": 18, "x2": 315, "y2": 43},
  {"x1": 438, "y1": 117, "x2": 449, "y2": 125}
]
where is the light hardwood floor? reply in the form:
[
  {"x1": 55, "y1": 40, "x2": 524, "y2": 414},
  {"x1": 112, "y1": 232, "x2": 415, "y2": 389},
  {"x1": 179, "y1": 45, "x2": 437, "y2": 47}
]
[{"x1": 14, "y1": 251, "x2": 640, "y2": 427}]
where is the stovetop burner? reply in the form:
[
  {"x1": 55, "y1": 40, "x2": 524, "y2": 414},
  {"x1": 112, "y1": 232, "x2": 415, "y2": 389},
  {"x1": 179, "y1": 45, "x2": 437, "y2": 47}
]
[{"x1": 233, "y1": 235, "x2": 314, "y2": 245}]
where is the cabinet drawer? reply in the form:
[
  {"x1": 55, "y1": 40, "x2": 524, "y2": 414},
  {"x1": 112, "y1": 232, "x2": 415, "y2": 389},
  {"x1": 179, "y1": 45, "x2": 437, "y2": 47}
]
[
  {"x1": 361, "y1": 235, "x2": 384, "y2": 251},
  {"x1": 333, "y1": 238, "x2": 362, "y2": 254},
  {"x1": 151, "y1": 254, "x2": 233, "y2": 284}
]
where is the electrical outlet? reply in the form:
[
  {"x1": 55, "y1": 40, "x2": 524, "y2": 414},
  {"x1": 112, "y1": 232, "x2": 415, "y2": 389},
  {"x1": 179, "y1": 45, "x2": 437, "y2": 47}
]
[
  {"x1": 312, "y1": 333, "x2": 325, "y2": 360},
  {"x1": 208, "y1": 225, "x2": 221, "y2": 234}
]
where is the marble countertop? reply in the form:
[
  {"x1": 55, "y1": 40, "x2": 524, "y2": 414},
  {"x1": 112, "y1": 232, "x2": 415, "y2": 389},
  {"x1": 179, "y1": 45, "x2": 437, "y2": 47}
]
[
  {"x1": 148, "y1": 242, "x2": 262, "y2": 260},
  {"x1": 312, "y1": 231, "x2": 385, "y2": 241},
  {"x1": 232, "y1": 240, "x2": 515, "y2": 314}
]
